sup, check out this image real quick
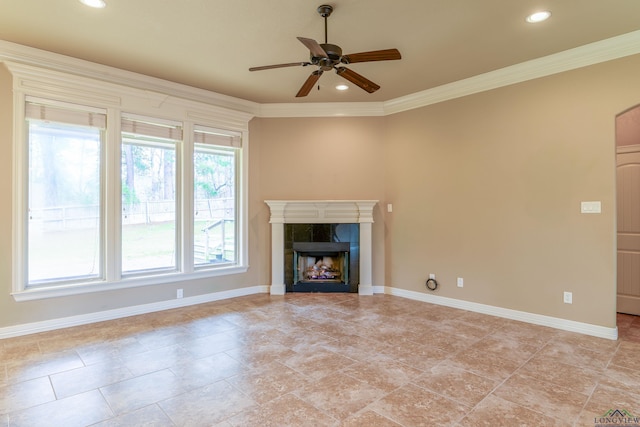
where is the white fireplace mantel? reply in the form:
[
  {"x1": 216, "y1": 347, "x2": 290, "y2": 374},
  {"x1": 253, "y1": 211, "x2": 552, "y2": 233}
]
[{"x1": 265, "y1": 200, "x2": 378, "y2": 295}]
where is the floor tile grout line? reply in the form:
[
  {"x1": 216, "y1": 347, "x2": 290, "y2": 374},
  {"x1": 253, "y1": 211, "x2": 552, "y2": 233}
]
[
  {"x1": 95, "y1": 385, "x2": 117, "y2": 424},
  {"x1": 458, "y1": 332, "x2": 568, "y2": 425},
  {"x1": 408, "y1": 376, "x2": 476, "y2": 415},
  {"x1": 573, "y1": 339, "x2": 640, "y2": 427},
  {"x1": 573, "y1": 380, "x2": 603, "y2": 427},
  {"x1": 338, "y1": 380, "x2": 409, "y2": 426},
  {"x1": 214, "y1": 377, "x2": 264, "y2": 425},
  {"x1": 286, "y1": 388, "x2": 342, "y2": 426}
]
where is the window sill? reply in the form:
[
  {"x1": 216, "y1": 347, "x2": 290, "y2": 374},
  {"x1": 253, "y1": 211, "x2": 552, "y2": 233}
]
[{"x1": 11, "y1": 265, "x2": 249, "y2": 302}]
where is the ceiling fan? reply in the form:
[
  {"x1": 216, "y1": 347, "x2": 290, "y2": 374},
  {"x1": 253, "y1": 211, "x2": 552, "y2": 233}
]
[{"x1": 249, "y1": 4, "x2": 401, "y2": 97}]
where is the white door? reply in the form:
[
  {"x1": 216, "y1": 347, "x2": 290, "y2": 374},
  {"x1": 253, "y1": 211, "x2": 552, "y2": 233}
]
[{"x1": 617, "y1": 146, "x2": 640, "y2": 315}]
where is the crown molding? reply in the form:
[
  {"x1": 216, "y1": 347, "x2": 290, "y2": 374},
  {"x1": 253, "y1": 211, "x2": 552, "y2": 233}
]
[
  {"x1": 382, "y1": 29, "x2": 640, "y2": 116},
  {"x1": 257, "y1": 101, "x2": 385, "y2": 118},
  {"x1": 4, "y1": 60, "x2": 255, "y2": 132},
  {"x1": 2, "y1": 29, "x2": 640, "y2": 119},
  {"x1": 0, "y1": 39, "x2": 261, "y2": 117}
]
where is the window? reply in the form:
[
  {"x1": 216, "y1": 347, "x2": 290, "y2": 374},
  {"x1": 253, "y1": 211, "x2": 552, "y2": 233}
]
[
  {"x1": 25, "y1": 100, "x2": 105, "y2": 285},
  {"x1": 193, "y1": 126, "x2": 240, "y2": 267},
  {"x1": 15, "y1": 96, "x2": 245, "y2": 297},
  {"x1": 121, "y1": 116, "x2": 181, "y2": 274}
]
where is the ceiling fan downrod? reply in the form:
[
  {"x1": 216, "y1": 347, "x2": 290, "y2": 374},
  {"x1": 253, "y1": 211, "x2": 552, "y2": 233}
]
[{"x1": 317, "y1": 4, "x2": 333, "y2": 44}]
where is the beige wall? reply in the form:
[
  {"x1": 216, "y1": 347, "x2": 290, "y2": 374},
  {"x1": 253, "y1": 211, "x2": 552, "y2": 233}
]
[
  {"x1": 383, "y1": 54, "x2": 640, "y2": 327},
  {"x1": 249, "y1": 117, "x2": 388, "y2": 287},
  {"x1": 2, "y1": 54, "x2": 639, "y2": 331}
]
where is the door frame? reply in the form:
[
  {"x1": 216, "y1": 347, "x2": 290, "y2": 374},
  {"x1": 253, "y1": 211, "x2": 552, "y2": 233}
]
[{"x1": 616, "y1": 140, "x2": 640, "y2": 315}]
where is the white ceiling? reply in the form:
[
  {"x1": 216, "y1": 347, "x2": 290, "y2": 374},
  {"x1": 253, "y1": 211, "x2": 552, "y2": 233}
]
[{"x1": 2, "y1": 0, "x2": 640, "y2": 104}]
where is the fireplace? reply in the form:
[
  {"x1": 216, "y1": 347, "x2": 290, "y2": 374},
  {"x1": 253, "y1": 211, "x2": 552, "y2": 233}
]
[
  {"x1": 265, "y1": 200, "x2": 377, "y2": 295},
  {"x1": 285, "y1": 224, "x2": 358, "y2": 292}
]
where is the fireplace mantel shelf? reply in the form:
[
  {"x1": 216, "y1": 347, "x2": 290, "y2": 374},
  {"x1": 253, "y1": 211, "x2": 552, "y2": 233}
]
[
  {"x1": 265, "y1": 200, "x2": 378, "y2": 296},
  {"x1": 264, "y1": 200, "x2": 378, "y2": 224}
]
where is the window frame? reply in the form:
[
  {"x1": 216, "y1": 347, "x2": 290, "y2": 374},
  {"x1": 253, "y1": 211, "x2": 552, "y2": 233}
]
[
  {"x1": 24, "y1": 99, "x2": 107, "y2": 287},
  {"x1": 120, "y1": 114, "x2": 182, "y2": 277},
  {"x1": 192, "y1": 127, "x2": 241, "y2": 270},
  {"x1": 9, "y1": 65, "x2": 251, "y2": 302}
]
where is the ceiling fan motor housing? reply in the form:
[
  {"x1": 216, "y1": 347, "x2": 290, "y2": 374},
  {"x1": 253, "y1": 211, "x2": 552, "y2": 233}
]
[{"x1": 313, "y1": 43, "x2": 342, "y2": 70}]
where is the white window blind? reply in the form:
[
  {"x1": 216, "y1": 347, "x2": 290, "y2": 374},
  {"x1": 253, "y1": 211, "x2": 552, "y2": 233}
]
[
  {"x1": 25, "y1": 101, "x2": 106, "y2": 129},
  {"x1": 122, "y1": 115, "x2": 183, "y2": 141},
  {"x1": 194, "y1": 125, "x2": 241, "y2": 147}
]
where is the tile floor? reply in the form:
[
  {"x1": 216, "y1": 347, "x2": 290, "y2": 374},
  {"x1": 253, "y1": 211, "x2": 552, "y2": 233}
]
[{"x1": 1, "y1": 293, "x2": 640, "y2": 426}]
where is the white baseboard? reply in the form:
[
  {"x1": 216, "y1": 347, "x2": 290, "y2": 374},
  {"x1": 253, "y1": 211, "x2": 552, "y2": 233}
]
[
  {"x1": 372, "y1": 285, "x2": 386, "y2": 294},
  {"x1": 0, "y1": 284, "x2": 618, "y2": 341},
  {"x1": 0, "y1": 285, "x2": 269, "y2": 340},
  {"x1": 384, "y1": 286, "x2": 618, "y2": 340}
]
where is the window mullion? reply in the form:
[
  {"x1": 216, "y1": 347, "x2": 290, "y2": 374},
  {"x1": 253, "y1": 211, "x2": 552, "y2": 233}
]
[
  {"x1": 239, "y1": 130, "x2": 248, "y2": 266},
  {"x1": 13, "y1": 91, "x2": 28, "y2": 292},
  {"x1": 181, "y1": 122, "x2": 195, "y2": 273},
  {"x1": 105, "y1": 108, "x2": 122, "y2": 282}
]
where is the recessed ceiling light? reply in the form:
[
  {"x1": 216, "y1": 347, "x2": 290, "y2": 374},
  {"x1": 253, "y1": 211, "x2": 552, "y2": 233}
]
[
  {"x1": 336, "y1": 84, "x2": 349, "y2": 91},
  {"x1": 526, "y1": 10, "x2": 551, "y2": 23},
  {"x1": 79, "y1": 0, "x2": 106, "y2": 8}
]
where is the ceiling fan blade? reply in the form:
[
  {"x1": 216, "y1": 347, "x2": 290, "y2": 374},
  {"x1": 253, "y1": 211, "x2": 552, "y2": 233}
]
[
  {"x1": 296, "y1": 70, "x2": 323, "y2": 97},
  {"x1": 297, "y1": 37, "x2": 328, "y2": 58},
  {"x1": 335, "y1": 67, "x2": 380, "y2": 93},
  {"x1": 341, "y1": 49, "x2": 401, "y2": 64},
  {"x1": 249, "y1": 62, "x2": 310, "y2": 72}
]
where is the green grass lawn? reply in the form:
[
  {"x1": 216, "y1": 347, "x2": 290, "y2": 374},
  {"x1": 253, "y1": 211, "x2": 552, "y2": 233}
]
[{"x1": 28, "y1": 220, "x2": 234, "y2": 281}]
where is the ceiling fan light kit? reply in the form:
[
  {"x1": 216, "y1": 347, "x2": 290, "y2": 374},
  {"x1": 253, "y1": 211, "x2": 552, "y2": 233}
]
[{"x1": 249, "y1": 4, "x2": 401, "y2": 97}]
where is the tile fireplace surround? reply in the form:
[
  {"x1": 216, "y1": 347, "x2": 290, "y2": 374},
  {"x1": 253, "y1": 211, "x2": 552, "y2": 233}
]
[{"x1": 265, "y1": 200, "x2": 377, "y2": 295}]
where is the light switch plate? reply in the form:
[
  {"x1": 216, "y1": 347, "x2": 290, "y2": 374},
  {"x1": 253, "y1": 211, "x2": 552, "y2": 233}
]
[{"x1": 581, "y1": 201, "x2": 601, "y2": 214}]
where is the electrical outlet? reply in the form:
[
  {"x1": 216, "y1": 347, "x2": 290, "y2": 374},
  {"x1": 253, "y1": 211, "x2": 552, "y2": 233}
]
[
  {"x1": 563, "y1": 291, "x2": 572, "y2": 304},
  {"x1": 177, "y1": 288, "x2": 183, "y2": 299},
  {"x1": 429, "y1": 273, "x2": 436, "y2": 279},
  {"x1": 457, "y1": 277, "x2": 464, "y2": 288}
]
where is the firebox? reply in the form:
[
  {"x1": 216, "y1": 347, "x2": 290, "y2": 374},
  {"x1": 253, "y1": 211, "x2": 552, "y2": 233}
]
[
  {"x1": 293, "y1": 242, "x2": 350, "y2": 291},
  {"x1": 284, "y1": 223, "x2": 359, "y2": 293}
]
